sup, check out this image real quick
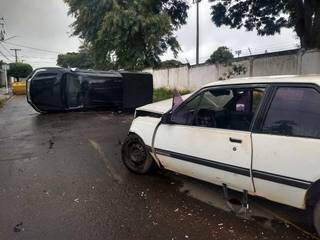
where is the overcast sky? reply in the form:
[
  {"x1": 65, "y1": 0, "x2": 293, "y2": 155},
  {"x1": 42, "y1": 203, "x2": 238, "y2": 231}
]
[{"x1": 0, "y1": 0, "x2": 299, "y2": 68}]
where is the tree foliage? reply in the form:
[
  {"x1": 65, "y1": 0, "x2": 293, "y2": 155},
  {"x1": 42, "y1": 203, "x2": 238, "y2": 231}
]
[
  {"x1": 206, "y1": 46, "x2": 246, "y2": 80},
  {"x1": 206, "y1": 46, "x2": 234, "y2": 65},
  {"x1": 156, "y1": 59, "x2": 184, "y2": 69},
  {"x1": 7, "y1": 62, "x2": 33, "y2": 81},
  {"x1": 209, "y1": 0, "x2": 320, "y2": 49},
  {"x1": 64, "y1": 0, "x2": 189, "y2": 70},
  {"x1": 57, "y1": 46, "x2": 94, "y2": 69}
]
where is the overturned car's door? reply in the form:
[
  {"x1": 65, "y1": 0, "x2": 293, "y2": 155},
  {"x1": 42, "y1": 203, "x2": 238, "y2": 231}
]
[
  {"x1": 63, "y1": 73, "x2": 83, "y2": 110},
  {"x1": 85, "y1": 73, "x2": 123, "y2": 108}
]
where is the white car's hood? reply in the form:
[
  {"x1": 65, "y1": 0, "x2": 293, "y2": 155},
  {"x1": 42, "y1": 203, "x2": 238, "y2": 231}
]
[{"x1": 137, "y1": 94, "x2": 191, "y2": 114}]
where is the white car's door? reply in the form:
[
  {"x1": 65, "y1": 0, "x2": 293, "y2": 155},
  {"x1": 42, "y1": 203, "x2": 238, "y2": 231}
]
[
  {"x1": 154, "y1": 86, "x2": 266, "y2": 193},
  {"x1": 252, "y1": 85, "x2": 320, "y2": 209}
]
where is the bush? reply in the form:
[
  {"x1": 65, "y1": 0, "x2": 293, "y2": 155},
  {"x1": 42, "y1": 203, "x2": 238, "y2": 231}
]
[
  {"x1": 153, "y1": 87, "x2": 191, "y2": 102},
  {"x1": 8, "y1": 63, "x2": 33, "y2": 81}
]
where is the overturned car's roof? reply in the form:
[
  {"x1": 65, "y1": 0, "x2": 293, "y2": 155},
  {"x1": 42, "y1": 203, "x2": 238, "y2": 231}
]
[
  {"x1": 31, "y1": 68, "x2": 151, "y2": 79},
  {"x1": 32, "y1": 68, "x2": 122, "y2": 77}
]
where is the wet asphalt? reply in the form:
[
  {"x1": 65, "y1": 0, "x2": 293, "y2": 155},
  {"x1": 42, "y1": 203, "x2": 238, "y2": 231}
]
[{"x1": 0, "y1": 96, "x2": 317, "y2": 240}]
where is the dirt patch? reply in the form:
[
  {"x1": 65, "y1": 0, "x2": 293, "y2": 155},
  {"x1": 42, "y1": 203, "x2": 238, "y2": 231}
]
[{"x1": 0, "y1": 99, "x2": 5, "y2": 108}]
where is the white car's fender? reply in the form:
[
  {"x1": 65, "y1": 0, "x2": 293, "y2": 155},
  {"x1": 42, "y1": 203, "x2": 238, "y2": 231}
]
[{"x1": 129, "y1": 116, "x2": 161, "y2": 147}]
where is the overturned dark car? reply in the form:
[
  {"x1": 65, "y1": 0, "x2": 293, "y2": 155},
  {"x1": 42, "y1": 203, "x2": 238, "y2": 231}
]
[{"x1": 26, "y1": 68, "x2": 153, "y2": 113}]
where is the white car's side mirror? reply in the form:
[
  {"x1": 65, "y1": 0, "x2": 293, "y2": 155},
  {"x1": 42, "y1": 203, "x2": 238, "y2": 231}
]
[{"x1": 161, "y1": 111, "x2": 173, "y2": 124}]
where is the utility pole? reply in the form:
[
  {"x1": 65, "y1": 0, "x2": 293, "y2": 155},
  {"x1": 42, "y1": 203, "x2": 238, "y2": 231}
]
[
  {"x1": 10, "y1": 48, "x2": 21, "y2": 62},
  {"x1": 193, "y1": 0, "x2": 201, "y2": 65},
  {"x1": 0, "y1": 17, "x2": 9, "y2": 93},
  {"x1": 0, "y1": 17, "x2": 5, "y2": 42}
]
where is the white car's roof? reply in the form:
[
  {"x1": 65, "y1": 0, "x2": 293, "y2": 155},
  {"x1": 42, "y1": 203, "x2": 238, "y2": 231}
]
[
  {"x1": 138, "y1": 75, "x2": 320, "y2": 115},
  {"x1": 204, "y1": 74, "x2": 320, "y2": 87}
]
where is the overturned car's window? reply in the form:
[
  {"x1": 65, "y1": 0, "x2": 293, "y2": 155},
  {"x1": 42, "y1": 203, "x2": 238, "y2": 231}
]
[
  {"x1": 66, "y1": 74, "x2": 82, "y2": 108},
  {"x1": 31, "y1": 72, "x2": 63, "y2": 110}
]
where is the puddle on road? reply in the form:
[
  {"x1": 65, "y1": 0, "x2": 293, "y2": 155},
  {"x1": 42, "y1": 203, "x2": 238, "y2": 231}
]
[{"x1": 180, "y1": 180, "x2": 231, "y2": 213}]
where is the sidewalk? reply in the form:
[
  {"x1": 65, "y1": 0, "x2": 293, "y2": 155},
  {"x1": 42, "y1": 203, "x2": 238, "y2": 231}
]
[{"x1": 0, "y1": 87, "x2": 12, "y2": 103}]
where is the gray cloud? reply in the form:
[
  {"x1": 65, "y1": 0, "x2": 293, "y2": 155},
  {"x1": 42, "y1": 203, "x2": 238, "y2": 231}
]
[
  {"x1": 0, "y1": 0, "x2": 80, "y2": 68},
  {"x1": 165, "y1": 0, "x2": 299, "y2": 64},
  {"x1": 0, "y1": 0, "x2": 299, "y2": 68}
]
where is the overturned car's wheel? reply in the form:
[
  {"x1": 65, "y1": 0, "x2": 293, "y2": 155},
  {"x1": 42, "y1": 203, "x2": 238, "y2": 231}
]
[
  {"x1": 313, "y1": 199, "x2": 320, "y2": 235},
  {"x1": 121, "y1": 134, "x2": 156, "y2": 174}
]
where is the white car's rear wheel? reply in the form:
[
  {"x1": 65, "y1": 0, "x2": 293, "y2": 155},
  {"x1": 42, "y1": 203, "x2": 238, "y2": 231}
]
[{"x1": 121, "y1": 134, "x2": 155, "y2": 174}]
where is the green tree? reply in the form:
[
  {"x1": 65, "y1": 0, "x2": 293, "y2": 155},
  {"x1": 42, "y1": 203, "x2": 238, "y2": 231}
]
[
  {"x1": 206, "y1": 46, "x2": 234, "y2": 65},
  {"x1": 64, "y1": 0, "x2": 189, "y2": 70},
  {"x1": 57, "y1": 47, "x2": 95, "y2": 69},
  {"x1": 7, "y1": 62, "x2": 33, "y2": 81},
  {"x1": 156, "y1": 59, "x2": 184, "y2": 69},
  {"x1": 209, "y1": 0, "x2": 320, "y2": 49},
  {"x1": 206, "y1": 47, "x2": 246, "y2": 80}
]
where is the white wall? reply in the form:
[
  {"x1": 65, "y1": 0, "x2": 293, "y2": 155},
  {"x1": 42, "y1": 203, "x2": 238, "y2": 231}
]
[
  {"x1": 252, "y1": 54, "x2": 298, "y2": 76},
  {"x1": 301, "y1": 50, "x2": 320, "y2": 75},
  {"x1": 145, "y1": 49, "x2": 320, "y2": 90},
  {"x1": 168, "y1": 66, "x2": 189, "y2": 89},
  {"x1": 189, "y1": 64, "x2": 218, "y2": 89}
]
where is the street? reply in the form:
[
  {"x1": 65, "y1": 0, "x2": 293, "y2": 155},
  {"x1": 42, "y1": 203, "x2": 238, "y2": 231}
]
[{"x1": 0, "y1": 96, "x2": 317, "y2": 240}]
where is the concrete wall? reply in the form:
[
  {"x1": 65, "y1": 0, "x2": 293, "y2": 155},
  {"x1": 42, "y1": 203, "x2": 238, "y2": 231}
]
[
  {"x1": 252, "y1": 54, "x2": 298, "y2": 76},
  {"x1": 301, "y1": 49, "x2": 320, "y2": 75},
  {"x1": 189, "y1": 64, "x2": 218, "y2": 89},
  {"x1": 146, "y1": 49, "x2": 320, "y2": 90}
]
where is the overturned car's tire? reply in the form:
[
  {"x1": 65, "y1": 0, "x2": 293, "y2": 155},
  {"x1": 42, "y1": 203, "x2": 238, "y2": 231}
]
[
  {"x1": 313, "y1": 199, "x2": 320, "y2": 235},
  {"x1": 121, "y1": 134, "x2": 156, "y2": 174}
]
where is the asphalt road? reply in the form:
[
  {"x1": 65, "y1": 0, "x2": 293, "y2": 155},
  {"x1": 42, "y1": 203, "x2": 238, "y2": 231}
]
[{"x1": 0, "y1": 96, "x2": 317, "y2": 240}]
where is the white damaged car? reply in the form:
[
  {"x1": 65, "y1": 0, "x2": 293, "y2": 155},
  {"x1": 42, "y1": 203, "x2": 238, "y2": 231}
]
[{"x1": 121, "y1": 75, "x2": 320, "y2": 233}]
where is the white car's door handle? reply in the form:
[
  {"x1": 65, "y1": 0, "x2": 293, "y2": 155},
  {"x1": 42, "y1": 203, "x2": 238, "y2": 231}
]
[{"x1": 229, "y1": 138, "x2": 242, "y2": 144}]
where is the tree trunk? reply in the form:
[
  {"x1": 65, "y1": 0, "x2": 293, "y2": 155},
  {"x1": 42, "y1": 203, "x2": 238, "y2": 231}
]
[
  {"x1": 293, "y1": 0, "x2": 320, "y2": 49},
  {"x1": 312, "y1": 2, "x2": 320, "y2": 49}
]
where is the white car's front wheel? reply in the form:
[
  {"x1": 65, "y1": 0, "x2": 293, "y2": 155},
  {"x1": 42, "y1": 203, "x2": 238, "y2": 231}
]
[{"x1": 121, "y1": 134, "x2": 156, "y2": 174}]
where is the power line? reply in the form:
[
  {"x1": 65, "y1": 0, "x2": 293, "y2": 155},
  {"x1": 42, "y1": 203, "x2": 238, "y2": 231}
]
[
  {"x1": 0, "y1": 44, "x2": 14, "y2": 60},
  {"x1": 20, "y1": 54, "x2": 57, "y2": 60},
  {"x1": 5, "y1": 41, "x2": 61, "y2": 54},
  {"x1": 1, "y1": 42, "x2": 57, "y2": 58},
  {"x1": 0, "y1": 43, "x2": 14, "y2": 57},
  {"x1": 0, "y1": 49, "x2": 11, "y2": 62}
]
